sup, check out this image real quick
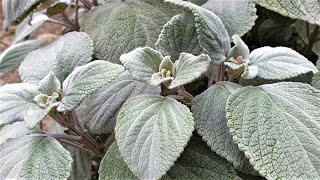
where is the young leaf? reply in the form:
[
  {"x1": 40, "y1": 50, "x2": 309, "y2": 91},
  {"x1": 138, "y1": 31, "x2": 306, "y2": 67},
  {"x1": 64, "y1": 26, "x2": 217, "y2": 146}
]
[
  {"x1": 0, "y1": 121, "x2": 36, "y2": 145},
  {"x1": 38, "y1": 71, "x2": 61, "y2": 95},
  {"x1": 0, "y1": 83, "x2": 39, "y2": 126},
  {"x1": 192, "y1": 82, "x2": 257, "y2": 174},
  {"x1": 115, "y1": 95, "x2": 194, "y2": 179},
  {"x1": 80, "y1": 0, "x2": 179, "y2": 63},
  {"x1": 100, "y1": 139, "x2": 242, "y2": 180},
  {"x1": 47, "y1": 0, "x2": 70, "y2": 15},
  {"x1": 0, "y1": 135, "x2": 72, "y2": 179},
  {"x1": 165, "y1": 0, "x2": 230, "y2": 64},
  {"x1": 76, "y1": 71, "x2": 160, "y2": 134},
  {"x1": 26, "y1": 102, "x2": 59, "y2": 129},
  {"x1": 13, "y1": 13, "x2": 49, "y2": 43},
  {"x1": 227, "y1": 82, "x2": 320, "y2": 179},
  {"x1": 58, "y1": 60, "x2": 125, "y2": 112},
  {"x1": 253, "y1": 0, "x2": 320, "y2": 26},
  {"x1": 202, "y1": 0, "x2": 257, "y2": 38},
  {"x1": 245, "y1": 46, "x2": 318, "y2": 80},
  {"x1": 168, "y1": 53, "x2": 210, "y2": 89},
  {"x1": 20, "y1": 32, "x2": 94, "y2": 84},
  {"x1": 0, "y1": 39, "x2": 46, "y2": 75},
  {"x1": 155, "y1": 13, "x2": 202, "y2": 61},
  {"x1": 120, "y1": 47, "x2": 164, "y2": 83},
  {"x1": 2, "y1": 0, "x2": 45, "y2": 24},
  {"x1": 228, "y1": 35, "x2": 250, "y2": 60}
]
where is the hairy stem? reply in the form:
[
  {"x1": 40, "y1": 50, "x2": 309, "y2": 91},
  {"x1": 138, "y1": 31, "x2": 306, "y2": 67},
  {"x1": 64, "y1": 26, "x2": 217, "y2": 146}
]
[
  {"x1": 47, "y1": 18, "x2": 76, "y2": 31},
  {"x1": 40, "y1": 133, "x2": 82, "y2": 142},
  {"x1": 74, "y1": 0, "x2": 80, "y2": 30},
  {"x1": 103, "y1": 133, "x2": 115, "y2": 153},
  {"x1": 304, "y1": 25, "x2": 320, "y2": 58},
  {"x1": 80, "y1": 0, "x2": 95, "y2": 10},
  {"x1": 177, "y1": 86, "x2": 194, "y2": 103},
  {"x1": 58, "y1": 139, "x2": 93, "y2": 154}
]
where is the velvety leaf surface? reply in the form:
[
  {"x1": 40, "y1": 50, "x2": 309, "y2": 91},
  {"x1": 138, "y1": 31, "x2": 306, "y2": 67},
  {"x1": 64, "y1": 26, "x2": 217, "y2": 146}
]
[
  {"x1": 312, "y1": 59, "x2": 320, "y2": 89},
  {"x1": 192, "y1": 82, "x2": 256, "y2": 174},
  {"x1": 20, "y1": 32, "x2": 94, "y2": 84},
  {"x1": 0, "y1": 39, "x2": 46, "y2": 75},
  {"x1": 77, "y1": 71, "x2": 160, "y2": 134},
  {"x1": 253, "y1": 0, "x2": 320, "y2": 26},
  {"x1": 0, "y1": 121, "x2": 36, "y2": 145},
  {"x1": 26, "y1": 102, "x2": 59, "y2": 129},
  {"x1": 2, "y1": 0, "x2": 45, "y2": 24},
  {"x1": 247, "y1": 46, "x2": 318, "y2": 80},
  {"x1": 81, "y1": 0, "x2": 179, "y2": 63},
  {"x1": 115, "y1": 95, "x2": 194, "y2": 180},
  {"x1": 38, "y1": 71, "x2": 61, "y2": 95},
  {"x1": 165, "y1": 0, "x2": 230, "y2": 64},
  {"x1": 58, "y1": 60, "x2": 125, "y2": 112},
  {"x1": 227, "y1": 82, "x2": 320, "y2": 179},
  {"x1": 202, "y1": 0, "x2": 257, "y2": 38},
  {"x1": 0, "y1": 135, "x2": 72, "y2": 179},
  {"x1": 0, "y1": 83, "x2": 39, "y2": 126},
  {"x1": 155, "y1": 13, "x2": 202, "y2": 61}
]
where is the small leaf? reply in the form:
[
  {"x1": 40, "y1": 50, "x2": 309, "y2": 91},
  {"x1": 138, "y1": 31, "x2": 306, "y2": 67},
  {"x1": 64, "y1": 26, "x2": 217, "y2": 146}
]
[
  {"x1": 166, "y1": 0, "x2": 230, "y2": 64},
  {"x1": 253, "y1": 0, "x2": 320, "y2": 26},
  {"x1": 192, "y1": 81, "x2": 257, "y2": 174},
  {"x1": 13, "y1": 13, "x2": 49, "y2": 43},
  {"x1": 115, "y1": 95, "x2": 194, "y2": 179},
  {"x1": 120, "y1": 47, "x2": 163, "y2": 83},
  {"x1": 0, "y1": 135, "x2": 72, "y2": 179},
  {"x1": 76, "y1": 71, "x2": 160, "y2": 134},
  {"x1": 58, "y1": 60, "x2": 125, "y2": 112},
  {"x1": 227, "y1": 82, "x2": 320, "y2": 179},
  {"x1": 168, "y1": 53, "x2": 210, "y2": 89},
  {"x1": 0, "y1": 121, "x2": 36, "y2": 145},
  {"x1": 245, "y1": 46, "x2": 318, "y2": 80},
  {"x1": 47, "y1": 0, "x2": 71, "y2": 15},
  {"x1": 0, "y1": 39, "x2": 46, "y2": 75},
  {"x1": 2, "y1": 0, "x2": 45, "y2": 24},
  {"x1": 228, "y1": 35, "x2": 250, "y2": 60},
  {"x1": 155, "y1": 13, "x2": 202, "y2": 61},
  {"x1": 20, "y1": 32, "x2": 94, "y2": 84},
  {"x1": 38, "y1": 71, "x2": 61, "y2": 95},
  {"x1": 0, "y1": 83, "x2": 39, "y2": 126},
  {"x1": 202, "y1": 0, "x2": 257, "y2": 38},
  {"x1": 26, "y1": 102, "x2": 59, "y2": 129}
]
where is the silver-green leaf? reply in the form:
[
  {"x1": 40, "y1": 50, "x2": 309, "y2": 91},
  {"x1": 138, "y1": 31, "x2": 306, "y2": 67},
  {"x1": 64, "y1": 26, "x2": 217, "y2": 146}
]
[
  {"x1": 115, "y1": 95, "x2": 194, "y2": 180},
  {"x1": 0, "y1": 121, "x2": 36, "y2": 145},
  {"x1": 58, "y1": 60, "x2": 125, "y2": 112},
  {"x1": 0, "y1": 134, "x2": 72, "y2": 179},
  {"x1": 227, "y1": 82, "x2": 320, "y2": 179},
  {"x1": 38, "y1": 71, "x2": 61, "y2": 95},
  {"x1": 0, "y1": 39, "x2": 46, "y2": 76},
  {"x1": 76, "y1": 71, "x2": 160, "y2": 134},
  {"x1": 0, "y1": 83, "x2": 39, "y2": 126},
  {"x1": 26, "y1": 102, "x2": 59, "y2": 129},
  {"x1": 312, "y1": 59, "x2": 320, "y2": 89},
  {"x1": 20, "y1": 31, "x2": 94, "y2": 84}
]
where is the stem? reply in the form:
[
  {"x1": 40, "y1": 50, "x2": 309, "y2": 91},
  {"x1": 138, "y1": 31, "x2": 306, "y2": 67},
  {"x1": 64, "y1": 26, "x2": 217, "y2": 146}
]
[
  {"x1": 40, "y1": 133, "x2": 82, "y2": 142},
  {"x1": 167, "y1": 95, "x2": 185, "y2": 101},
  {"x1": 207, "y1": 67, "x2": 215, "y2": 88},
  {"x1": 103, "y1": 133, "x2": 115, "y2": 153},
  {"x1": 59, "y1": 139, "x2": 93, "y2": 154},
  {"x1": 80, "y1": 0, "x2": 95, "y2": 10},
  {"x1": 219, "y1": 64, "x2": 226, "y2": 81},
  {"x1": 47, "y1": 18, "x2": 76, "y2": 30},
  {"x1": 177, "y1": 86, "x2": 194, "y2": 103},
  {"x1": 63, "y1": 13, "x2": 79, "y2": 31},
  {"x1": 304, "y1": 26, "x2": 320, "y2": 58},
  {"x1": 74, "y1": 0, "x2": 80, "y2": 29},
  {"x1": 215, "y1": 64, "x2": 221, "y2": 83}
]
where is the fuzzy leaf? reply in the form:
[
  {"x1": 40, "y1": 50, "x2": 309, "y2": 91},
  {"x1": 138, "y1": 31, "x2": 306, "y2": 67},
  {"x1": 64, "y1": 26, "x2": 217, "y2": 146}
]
[
  {"x1": 227, "y1": 82, "x2": 320, "y2": 179},
  {"x1": 246, "y1": 46, "x2": 318, "y2": 80},
  {"x1": 168, "y1": 53, "x2": 210, "y2": 89},
  {"x1": 115, "y1": 95, "x2": 194, "y2": 179},
  {"x1": 253, "y1": 0, "x2": 320, "y2": 26},
  {"x1": 312, "y1": 59, "x2": 320, "y2": 89},
  {"x1": 0, "y1": 39, "x2": 45, "y2": 75},
  {"x1": 14, "y1": 13, "x2": 49, "y2": 43},
  {"x1": 77, "y1": 71, "x2": 160, "y2": 134},
  {"x1": 2, "y1": 0, "x2": 45, "y2": 24},
  {"x1": 120, "y1": 47, "x2": 164, "y2": 83},
  {"x1": 38, "y1": 71, "x2": 61, "y2": 95},
  {"x1": 20, "y1": 32, "x2": 94, "y2": 84},
  {"x1": 58, "y1": 60, "x2": 125, "y2": 112},
  {"x1": 202, "y1": 0, "x2": 257, "y2": 38},
  {"x1": 166, "y1": 0, "x2": 230, "y2": 64},
  {"x1": 81, "y1": 0, "x2": 179, "y2": 63},
  {"x1": 155, "y1": 13, "x2": 202, "y2": 61},
  {"x1": 192, "y1": 82, "x2": 256, "y2": 174},
  {"x1": 100, "y1": 138, "x2": 241, "y2": 180},
  {"x1": 228, "y1": 35, "x2": 250, "y2": 60},
  {"x1": 0, "y1": 135, "x2": 72, "y2": 179},
  {"x1": 0, "y1": 83, "x2": 39, "y2": 126},
  {"x1": 26, "y1": 102, "x2": 59, "y2": 129},
  {"x1": 0, "y1": 121, "x2": 36, "y2": 145}
]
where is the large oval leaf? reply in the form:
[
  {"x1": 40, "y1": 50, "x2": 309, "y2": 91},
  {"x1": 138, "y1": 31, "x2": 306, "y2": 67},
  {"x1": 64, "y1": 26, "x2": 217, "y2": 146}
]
[
  {"x1": 81, "y1": 0, "x2": 179, "y2": 63},
  {"x1": 0, "y1": 121, "x2": 36, "y2": 145},
  {"x1": 58, "y1": 60, "x2": 125, "y2": 112},
  {"x1": 77, "y1": 71, "x2": 160, "y2": 134},
  {"x1": 202, "y1": 0, "x2": 257, "y2": 38},
  {"x1": 246, "y1": 46, "x2": 318, "y2": 80},
  {"x1": 165, "y1": 0, "x2": 230, "y2": 64},
  {"x1": 0, "y1": 83, "x2": 39, "y2": 126},
  {"x1": 20, "y1": 31, "x2": 94, "y2": 84},
  {"x1": 227, "y1": 82, "x2": 320, "y2": 179},
  {"x1": 115, "y1": 95, "x2": 194, "y2": 179},
  {"x1": 0, "y1": 135, "x2": 72, "y2": 179},
  {"x1": 192, "y1": 81, "x2": 256, "y2": 174},
  {"x1": 0, "y1": 39, "x2": 46, "y2": 76}
]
